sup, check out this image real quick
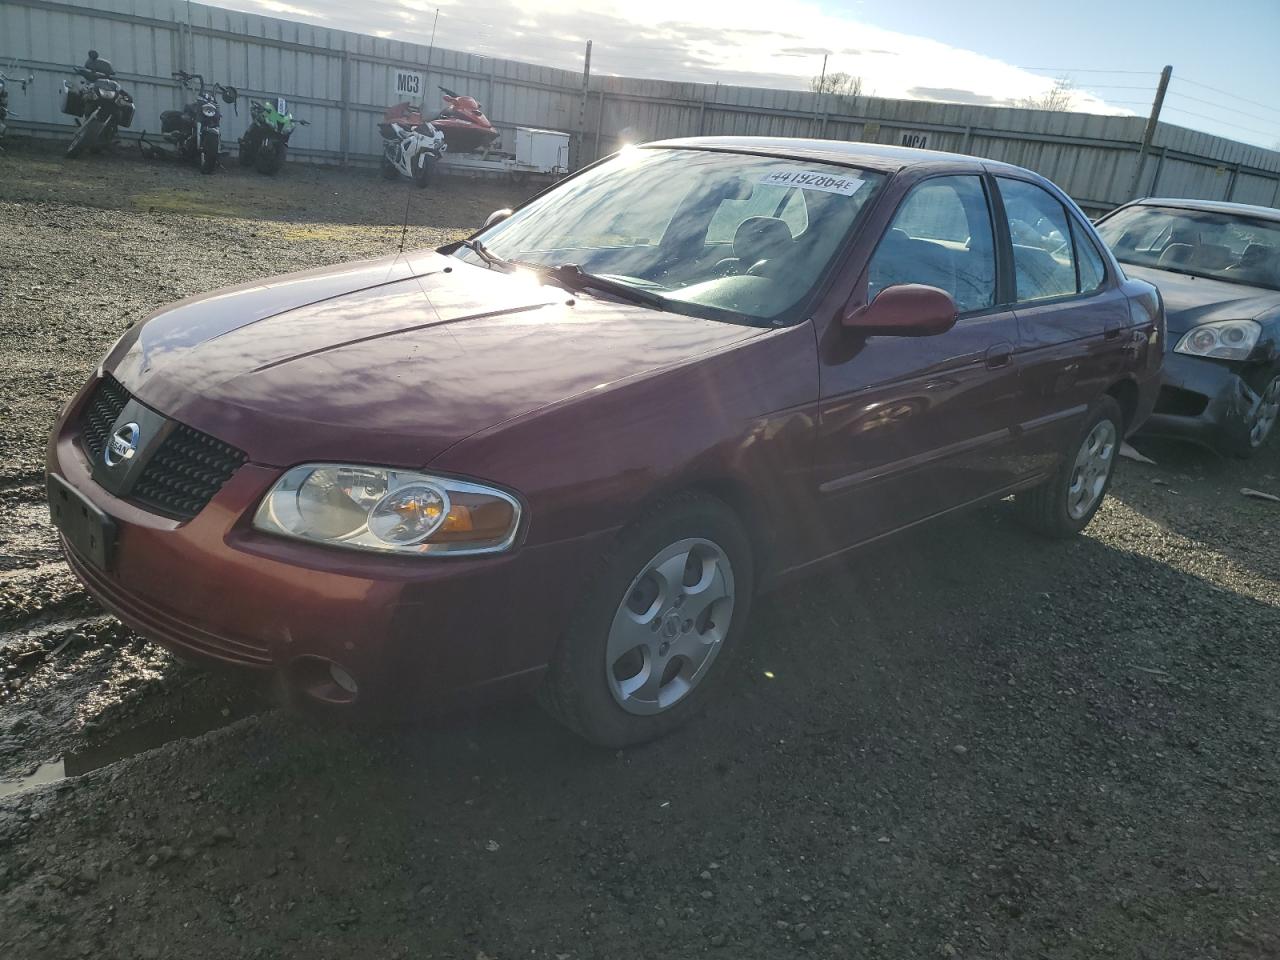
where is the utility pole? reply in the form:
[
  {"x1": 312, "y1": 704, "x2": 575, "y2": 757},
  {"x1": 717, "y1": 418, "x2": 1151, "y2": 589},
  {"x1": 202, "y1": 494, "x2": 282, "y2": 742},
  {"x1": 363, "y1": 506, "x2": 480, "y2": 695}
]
[
  {"x1": 1129, "y1": 64, "x2": 1172, "y2": 199},
  {"x1": 817, "y1": 52, "x2": 828, "y2": 94},
  {"x1": 576, "y1": 39, "x2": 592, "y2": 170},
  {"x1": 425, "y1": 8, "x2": 439, "y2": 72}
]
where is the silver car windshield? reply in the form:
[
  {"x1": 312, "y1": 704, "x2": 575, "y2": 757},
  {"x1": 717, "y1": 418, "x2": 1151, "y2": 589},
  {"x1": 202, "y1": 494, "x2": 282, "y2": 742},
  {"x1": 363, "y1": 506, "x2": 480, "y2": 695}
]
[
  {"x1": 1097, "y1": 204, "x2": 1280, "y2": 292},
  {"x1": 459, "y1": 147, "x2": 885, "y2": 326}
]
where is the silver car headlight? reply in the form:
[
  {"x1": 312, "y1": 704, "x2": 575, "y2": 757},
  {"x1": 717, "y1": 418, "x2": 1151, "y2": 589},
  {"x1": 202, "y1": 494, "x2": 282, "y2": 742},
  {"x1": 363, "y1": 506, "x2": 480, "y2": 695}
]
[
  {"x1": 1174, "y1": 320, "x2": 1261, "y2": 361},
  {"x1": 253, "y1": 465, "x2": 522, "y2": 556}
]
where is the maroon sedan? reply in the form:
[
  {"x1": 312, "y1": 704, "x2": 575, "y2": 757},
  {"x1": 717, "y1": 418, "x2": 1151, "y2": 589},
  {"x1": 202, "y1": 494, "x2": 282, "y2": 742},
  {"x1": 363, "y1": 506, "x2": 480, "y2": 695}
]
[{"x1": 47, "y1": 139, "x2": 1163, "y2": 746}]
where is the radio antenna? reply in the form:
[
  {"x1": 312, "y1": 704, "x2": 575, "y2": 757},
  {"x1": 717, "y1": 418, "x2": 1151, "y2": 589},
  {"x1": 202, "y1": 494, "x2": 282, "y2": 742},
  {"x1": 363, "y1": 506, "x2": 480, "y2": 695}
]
[{"x1": 397, "y1": 187, "x2": 413, "y2": 255}]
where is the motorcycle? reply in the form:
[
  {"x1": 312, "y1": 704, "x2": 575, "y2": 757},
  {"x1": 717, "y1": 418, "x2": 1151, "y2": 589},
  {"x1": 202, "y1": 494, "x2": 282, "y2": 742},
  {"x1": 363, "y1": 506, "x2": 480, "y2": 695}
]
[
  {"x1": 0, "y1": 64, "x2": 34, "y2": 153},
  {"x1": 59, "y1": 51, "x2": 135, "y2": 158},
  {"x1": 238, "y1": 97, "x2": 308, "y2": 175},
  {"x1": 141, "y1": 70, "x2": 238, "y2": 174},
  {"x1": 378, "y1": 102, "x2": 445, "y2": 188},
  {"x1": 432, "y1": 85, "x2": 500, "y2": 154}
]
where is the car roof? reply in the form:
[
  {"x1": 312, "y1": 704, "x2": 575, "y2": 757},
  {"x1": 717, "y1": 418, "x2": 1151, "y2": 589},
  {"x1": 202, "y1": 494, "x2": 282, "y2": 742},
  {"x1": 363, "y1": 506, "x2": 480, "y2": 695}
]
[
  {"x1": 643, "y1": 136, "x2": 1026, "y2": 176},
  {"x1": 1134, "y1": 197, "x2": 1280, "y2": 222}
]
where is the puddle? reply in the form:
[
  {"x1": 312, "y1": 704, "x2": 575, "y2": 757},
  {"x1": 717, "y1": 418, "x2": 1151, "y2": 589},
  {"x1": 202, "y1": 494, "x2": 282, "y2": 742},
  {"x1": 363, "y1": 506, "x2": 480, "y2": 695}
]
[
  {"x1": 0, "y1": 695, "x2": 264, "y2": 799},
  {"x1": 0, "y1": 759, "x2": 65, "y2": 798}
]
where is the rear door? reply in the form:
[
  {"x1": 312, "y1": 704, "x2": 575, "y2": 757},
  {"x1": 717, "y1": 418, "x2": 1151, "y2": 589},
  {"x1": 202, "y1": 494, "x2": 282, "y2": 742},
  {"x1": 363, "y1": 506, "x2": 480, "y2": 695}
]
[
  {"x1": 814, "y1": 173, "x2": 1024, "y2": 554},
  {"x1": 992, "y1": 175, "x2": 1131, "y2": 475}
]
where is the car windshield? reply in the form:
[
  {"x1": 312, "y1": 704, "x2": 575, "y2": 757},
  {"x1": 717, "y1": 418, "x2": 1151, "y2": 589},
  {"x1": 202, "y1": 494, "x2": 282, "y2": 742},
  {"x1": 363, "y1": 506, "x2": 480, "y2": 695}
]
[
  {"x1": 455, "y1": 147, "x2": 886, "y2": 326},
  {"x1": 1096, "y1": 204, "x2": 1280, "y2": 291}
]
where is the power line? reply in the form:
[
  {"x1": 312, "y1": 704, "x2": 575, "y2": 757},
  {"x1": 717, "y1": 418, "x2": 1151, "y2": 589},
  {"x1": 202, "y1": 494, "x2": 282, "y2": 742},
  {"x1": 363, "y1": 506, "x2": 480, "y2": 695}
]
[
  {"x1": 1160, "y1": 106, "x2": 1275, "y2": 140},
  {"x1": 1173, "y1": 76, "x2": 1280, "y2": 117},
  {"x1": 1164, "y1": 91, "x2": 1280, "y2": 127},
  {"x1": 1013, "y1": 67, "x2": 1160, "y2": 75}
]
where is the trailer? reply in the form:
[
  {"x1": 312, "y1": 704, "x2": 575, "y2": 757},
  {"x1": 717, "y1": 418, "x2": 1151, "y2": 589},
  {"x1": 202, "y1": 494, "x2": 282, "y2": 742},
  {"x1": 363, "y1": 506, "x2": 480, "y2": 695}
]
[{"x1": 439, "y1": 126, "x2": 570, "y2": 182}]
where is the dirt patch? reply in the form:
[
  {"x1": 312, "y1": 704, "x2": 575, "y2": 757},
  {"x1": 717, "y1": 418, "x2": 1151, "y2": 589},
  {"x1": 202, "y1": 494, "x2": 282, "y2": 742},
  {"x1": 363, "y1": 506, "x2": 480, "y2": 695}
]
[{"x1": 1, "y1": 147, "x2": 1279, "y2": 959}]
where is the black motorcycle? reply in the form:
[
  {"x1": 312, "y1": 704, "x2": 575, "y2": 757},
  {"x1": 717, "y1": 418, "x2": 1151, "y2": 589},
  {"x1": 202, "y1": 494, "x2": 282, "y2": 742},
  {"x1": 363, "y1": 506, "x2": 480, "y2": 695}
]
[
  {"x1": 0, "y1": 65, "x2": 34, "y2": 153},
  {"x1": 142, "y1": 70, "x2": 237, "y2": 174},
  {"x1": 59, "y1": 51, "x2": 135, "y2": 158},
  {"x1": 238, "y1": 97, "x2": 308, "y2": 175}
]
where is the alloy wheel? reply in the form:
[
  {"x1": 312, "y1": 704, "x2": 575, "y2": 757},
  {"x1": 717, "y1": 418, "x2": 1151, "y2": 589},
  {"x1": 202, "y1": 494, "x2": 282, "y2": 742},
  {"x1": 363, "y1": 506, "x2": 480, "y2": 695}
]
[
  {"x1": 1067, "y1": 419, "x2": 1117, "y2": 520},
  {"x1": 606, "y1": 538, "x2": 735, "y2": 716},
  {"x1": 1249, "y1": 375, "x2": 1280, "y2": 448}
]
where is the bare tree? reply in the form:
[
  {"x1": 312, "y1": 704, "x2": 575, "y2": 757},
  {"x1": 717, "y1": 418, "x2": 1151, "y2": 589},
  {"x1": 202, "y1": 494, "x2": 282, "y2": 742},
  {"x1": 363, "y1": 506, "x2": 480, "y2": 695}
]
[
  {"x1": 1019, "y1": 76, "x2": 1076, "y2": 112},
  {"x1": 811, "y1": 71, "x2": 863, "y2": 98}
]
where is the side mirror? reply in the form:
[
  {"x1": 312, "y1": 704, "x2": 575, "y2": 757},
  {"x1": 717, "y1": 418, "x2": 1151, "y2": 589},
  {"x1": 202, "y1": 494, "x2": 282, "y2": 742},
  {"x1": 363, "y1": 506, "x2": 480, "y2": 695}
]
[
  {"x1": 844, "y1": 284, "x2": 958, "y2": 337},
  {"x1": 484, "y1": 208, "x2": 513, "y2": 229},
  {"x1": 221, "y1": 86, "x2": 238, "y2": 104}
]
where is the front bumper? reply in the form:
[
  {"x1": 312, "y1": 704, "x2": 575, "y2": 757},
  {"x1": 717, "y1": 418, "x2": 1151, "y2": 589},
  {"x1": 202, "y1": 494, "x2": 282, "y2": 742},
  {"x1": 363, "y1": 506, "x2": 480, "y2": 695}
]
[
  {"x1": 47, "y1": 387, "x2": 610, "y2": 711},
  {"x1": 1138, "y1": 350, "x2": 1264, "y2": 453}
]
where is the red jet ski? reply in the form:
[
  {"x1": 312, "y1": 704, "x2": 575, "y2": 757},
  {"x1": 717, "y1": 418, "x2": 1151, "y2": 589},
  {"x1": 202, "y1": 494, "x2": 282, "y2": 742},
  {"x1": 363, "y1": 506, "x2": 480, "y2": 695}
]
[{"x1": 432, "y1": 86, "x2": 500, "y2": 153}]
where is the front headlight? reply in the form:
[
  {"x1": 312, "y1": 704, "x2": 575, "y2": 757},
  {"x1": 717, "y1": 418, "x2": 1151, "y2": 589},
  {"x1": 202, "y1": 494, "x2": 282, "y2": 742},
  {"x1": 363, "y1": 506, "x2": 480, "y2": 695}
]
[
  {"x1": 253, "y1": 465, "x2": 522, "y2": 556},
  {"x1": 201, "y1": 104, "x2": 217, "y2": 117},
  {"x1": 1174, "y1": 320, "x2": 1261, "y2": 361}
]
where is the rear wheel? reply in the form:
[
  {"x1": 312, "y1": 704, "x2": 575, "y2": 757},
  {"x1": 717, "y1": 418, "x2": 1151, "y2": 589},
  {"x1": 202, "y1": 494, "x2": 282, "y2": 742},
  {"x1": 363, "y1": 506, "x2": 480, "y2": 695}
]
[
  {"x1": 381, "y1": 155, "x2": 399, "y2": 180},
  {"x1": 1015, "y1": 396, "x2": 1123, "y2": 538},
  {"x1": 238, "y1": 135, "x2": 256, "y2": 166},
  {"x1": 199, "y1": 131, "x2": 219, "y2": 174},
  {"x1": 66, "y1": 117, "x2": 101, "y2": 159},
  {"x1": 539, "y1": 494, "x2": 753, "y2": 747}
]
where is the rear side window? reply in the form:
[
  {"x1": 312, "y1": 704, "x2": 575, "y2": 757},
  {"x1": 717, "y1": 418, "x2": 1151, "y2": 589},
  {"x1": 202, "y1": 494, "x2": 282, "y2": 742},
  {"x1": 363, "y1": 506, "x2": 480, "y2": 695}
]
[
  {"x1": 997, "y1": 178, "x2": 1077, "y2": 302},
  {"x1": 1072, "y1": 219, "x2": 1107, "y2": 293},
  {"x1": 867, "y1": 175, "x2": 996, "y2": 313}
]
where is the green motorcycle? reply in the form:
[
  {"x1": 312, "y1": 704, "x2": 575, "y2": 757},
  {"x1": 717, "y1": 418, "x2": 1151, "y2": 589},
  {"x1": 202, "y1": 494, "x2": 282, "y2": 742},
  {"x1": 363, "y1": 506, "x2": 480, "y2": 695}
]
[{"x1": 238, "y1": 97, "x2": 307, "y2": 175}]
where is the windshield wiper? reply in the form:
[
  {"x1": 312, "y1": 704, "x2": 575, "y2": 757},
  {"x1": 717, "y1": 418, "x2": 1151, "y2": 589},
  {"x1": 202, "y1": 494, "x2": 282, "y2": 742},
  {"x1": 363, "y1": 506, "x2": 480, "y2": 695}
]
[
  {"x1": 544, "y1": 263, "x2": 668, "y2": 309},
  {"x1": 457, "y1": 238, "x2": 512, "y2": 270}
]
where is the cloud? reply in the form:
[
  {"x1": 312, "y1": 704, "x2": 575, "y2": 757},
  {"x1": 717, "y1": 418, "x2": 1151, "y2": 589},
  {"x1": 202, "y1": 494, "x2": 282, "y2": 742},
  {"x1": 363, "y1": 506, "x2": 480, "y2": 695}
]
[{"x1": 207, "y1": 0, "x2": 1133, "y2": 117}]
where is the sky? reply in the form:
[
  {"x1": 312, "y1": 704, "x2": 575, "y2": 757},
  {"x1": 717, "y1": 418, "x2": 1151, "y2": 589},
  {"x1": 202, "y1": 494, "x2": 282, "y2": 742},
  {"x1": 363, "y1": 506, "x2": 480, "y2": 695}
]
[{"x1": 229, "y1": 0, "x2": 1280, "y2": 148}]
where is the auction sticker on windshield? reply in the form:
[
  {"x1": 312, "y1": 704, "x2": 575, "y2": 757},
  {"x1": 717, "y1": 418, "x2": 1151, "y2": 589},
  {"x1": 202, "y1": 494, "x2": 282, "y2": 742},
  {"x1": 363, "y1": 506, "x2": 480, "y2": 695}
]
[{"x1": 759, "y1": 169, "x2": 865, "y2": 196}]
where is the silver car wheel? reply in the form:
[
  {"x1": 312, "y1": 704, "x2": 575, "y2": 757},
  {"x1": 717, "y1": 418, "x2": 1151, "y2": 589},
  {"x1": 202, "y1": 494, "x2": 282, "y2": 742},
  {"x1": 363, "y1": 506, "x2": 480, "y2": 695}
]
[
  {"x1": 606, "y1": 537, "x2": 735, "y2": 716},
  {"x1": 1249, "y1": 375, "x2": 1280, "y2": 448},
  {"x1": 1067, "y1": 419, "x2": 1117, "y2": 520}
]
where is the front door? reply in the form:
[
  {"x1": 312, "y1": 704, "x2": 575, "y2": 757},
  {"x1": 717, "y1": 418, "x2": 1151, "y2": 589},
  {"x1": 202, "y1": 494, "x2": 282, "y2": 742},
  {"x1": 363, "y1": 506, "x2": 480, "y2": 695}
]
[{"x1": 814, "y1": 173, "x2": 1024, "y2": 556}]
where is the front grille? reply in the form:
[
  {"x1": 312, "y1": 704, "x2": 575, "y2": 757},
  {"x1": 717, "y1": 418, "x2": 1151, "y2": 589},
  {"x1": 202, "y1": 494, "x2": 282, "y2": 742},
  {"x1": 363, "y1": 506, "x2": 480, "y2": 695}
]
[
  {"x1": 131, "y1": 424, "x2": 247, "y2": 520},
  {"x1": 81, "y1": 375, "x2": 129, "y2": 459},
  {"x1": 78, "y1": 377, "x2": 247, "y2": 521}
]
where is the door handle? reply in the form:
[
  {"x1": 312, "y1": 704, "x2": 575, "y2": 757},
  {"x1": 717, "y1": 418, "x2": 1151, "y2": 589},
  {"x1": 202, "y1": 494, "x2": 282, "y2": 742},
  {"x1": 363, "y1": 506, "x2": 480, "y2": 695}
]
[{"x1": 985, "y1": 342, "x2": 1013, "y2": 369}]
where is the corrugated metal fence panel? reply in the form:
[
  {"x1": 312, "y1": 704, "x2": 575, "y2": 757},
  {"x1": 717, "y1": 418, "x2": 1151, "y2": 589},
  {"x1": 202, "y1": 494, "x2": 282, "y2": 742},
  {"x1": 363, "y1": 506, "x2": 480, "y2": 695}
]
[{"x1": 2, "y1": 0, "x2": 1277, "y2": 210}]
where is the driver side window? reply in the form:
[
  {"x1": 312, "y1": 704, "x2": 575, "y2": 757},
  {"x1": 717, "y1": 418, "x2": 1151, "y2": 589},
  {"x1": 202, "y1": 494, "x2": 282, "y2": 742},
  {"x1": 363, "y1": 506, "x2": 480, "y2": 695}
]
[{"x1": 867, "y1": 175, "x2": 997, "y2": 314}]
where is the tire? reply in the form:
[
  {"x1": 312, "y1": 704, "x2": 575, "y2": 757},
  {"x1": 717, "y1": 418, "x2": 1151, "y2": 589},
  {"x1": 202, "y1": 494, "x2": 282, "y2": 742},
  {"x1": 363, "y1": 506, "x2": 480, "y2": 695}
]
[
  {"x1": 238, "y1": 135, "x2": 256, "y2": 166},
  {"x1": 256, "y1": 142, "x2": 283, "y2": 175},
  {"x1": 1015, "y1": 396, "x2": 1123, "y2": 538},
  {"x1": 65, "y1": 118, "x2": 101, "y2": 159},
  {"x1": 538, "y1": 493, "x2": 754, "y2": 748},
  {"x1": 1220, "y1": 366, "x2": 1280, "y2": 459},
  {"x1": 412, "y1": 152, "x2": 434, "y2": 188},
  {"x1": 381, "y1": 156, "x2": 399, "y2": 180},
  {"x1": 199, "y1": 132, "x2": 219, "y2": 174}
]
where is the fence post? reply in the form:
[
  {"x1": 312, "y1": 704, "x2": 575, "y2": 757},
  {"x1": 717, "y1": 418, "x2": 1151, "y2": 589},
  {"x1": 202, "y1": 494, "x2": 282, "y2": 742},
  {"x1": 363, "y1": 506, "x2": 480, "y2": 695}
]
[
  {"x1": 697, "y1": 85, "x2": 708, "y2": 136},
  {"x1": 340, "y1": 46, "x2": 350, "y2": 166},
  {"x1": 1225, "y1": 159, "x2": 1241, "y2": 201},
  {"x1": 574, "y1": 39, "x2": 591, "y2": 170},
  {"x1": 593, "y1": 89, "x2": 605, "y2": 162}
]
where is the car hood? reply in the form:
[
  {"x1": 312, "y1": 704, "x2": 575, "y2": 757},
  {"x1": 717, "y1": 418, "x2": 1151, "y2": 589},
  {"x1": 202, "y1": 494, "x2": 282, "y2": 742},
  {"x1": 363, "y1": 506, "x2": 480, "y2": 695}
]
[
  {"x1": 107, "y1": 251, "x2": 763, "y2": 468},
  {"x1": 1121, "y1": 264, "x2": 1280, "y2": 335}
]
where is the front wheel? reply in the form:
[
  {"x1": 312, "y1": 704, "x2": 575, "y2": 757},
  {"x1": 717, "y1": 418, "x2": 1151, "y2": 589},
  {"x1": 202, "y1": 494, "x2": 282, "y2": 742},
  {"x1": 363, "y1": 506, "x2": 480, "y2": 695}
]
[
  {"x1": 199, "y1": 131, "x2": 220, "y2": 174},
  {"x1": 412, "y1": 151, "x2": 434, "y2": 188},
  {"x1": 1221, "y1": 367, "x2": 1280, "y2": 459},
  {"x1": 256, "y1": 141, "x2": 284, "y2": 175},
  {"x1": 238, "y1": 134, "x2": 257, "y2": 166},
  {"x1": 539, "y1": 494, "x2": 754, "y2": 747},
  {"x1": 66, "y1": 117, "x2": 102, "y2": 159},
  {"x1": 1015, "y1": 396, "x2": 1123, "y2": 538},
  {"x1": 381, "y1": 155, "x2": 400, "y2": 180}
]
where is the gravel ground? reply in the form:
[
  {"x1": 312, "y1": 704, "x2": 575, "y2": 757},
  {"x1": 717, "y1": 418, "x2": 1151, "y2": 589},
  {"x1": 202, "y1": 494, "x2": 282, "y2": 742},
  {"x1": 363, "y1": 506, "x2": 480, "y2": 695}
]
[{"x1": 1, "y1": 144, "x2": 1279, "y2": 960}]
